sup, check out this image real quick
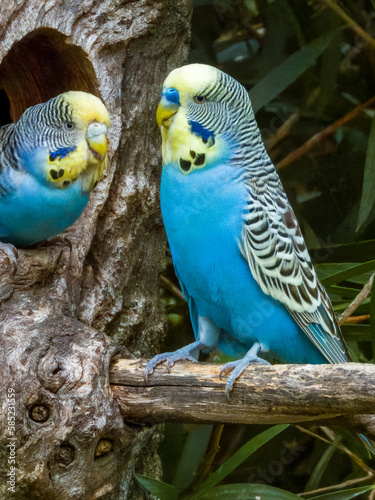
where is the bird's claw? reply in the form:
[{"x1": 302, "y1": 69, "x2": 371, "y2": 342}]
[
  {"x1": 220, "y1": 355, "x2": 270, "y2": 400},
  {"x1": 219, "y1": 362, "x2": 238, "y2": 380},
  {"x1": 0, "y1": 243, "x2": 18, "y2": 275},
  {"x1": 144, "y1": 351, "x2": 197, "y2": 383}
]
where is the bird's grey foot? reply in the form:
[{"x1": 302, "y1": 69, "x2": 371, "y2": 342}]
[
  {"x1": 144, "y1": 340, "x2": 204, "y2": 383},
  {"x1": 0, "y1": 243, "x2": 18, "y2": 275},
  {"x1": 219, "y1": 342, "x2": 270, "y2": 399},
  {"x1": 33, "y1": 234, "x2": 73, "y2": 250}
]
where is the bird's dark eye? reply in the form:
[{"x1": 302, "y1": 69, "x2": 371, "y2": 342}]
[
  {"x1": 65, "y1": 122, "x2": 74, "y2": 130},
  {"x1": 194, "y1": 95, "x2": 206, "y2": 103}
]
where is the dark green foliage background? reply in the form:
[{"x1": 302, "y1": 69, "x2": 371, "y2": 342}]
[{"x1": 141, "y1": 1, "x2": 375, "y2": 498}]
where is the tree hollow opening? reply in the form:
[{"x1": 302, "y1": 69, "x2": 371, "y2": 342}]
[{"x1": 0, "y1": 28, "x2": 99, "y2": 123}]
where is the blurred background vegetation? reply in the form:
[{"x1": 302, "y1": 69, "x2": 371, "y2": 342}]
[{"x1": 139, "y1": 1, "x2": 375, "y2": 498}]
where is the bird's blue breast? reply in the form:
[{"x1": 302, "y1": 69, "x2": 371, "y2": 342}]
[
  {"x1": 161, "y1": 161, "x2": 326, "y2": 364},
  {"x1": 0, "y1": 170, "x2": 89, "y2": 247}
]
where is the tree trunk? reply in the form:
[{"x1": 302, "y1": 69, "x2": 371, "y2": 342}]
[{"x1": 0, "y1": 1, "x2": 192, "y2": 499}]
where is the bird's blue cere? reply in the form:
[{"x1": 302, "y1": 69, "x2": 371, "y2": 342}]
[{"x1": 162, "y1": 87, "x2": 180, "y2": 106}]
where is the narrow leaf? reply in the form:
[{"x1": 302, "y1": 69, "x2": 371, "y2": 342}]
[
  {"x1": 172, "y1": 425, "x2": 213, "y2": 491},
  {"x1": 342, "y1": 325, "x2": 371, "y2": 342},
  {"x1": 192, "y1": 0, "x2": 218, "y2": 5},
  {"x1": 305, "y1": 443, "x2": 337, "y2": 492},
  {"x1": 197, "y1": 425, "x2": 289, "y2": 491},
  {"x1": 324, "y1": 285, "x2": 362, "y2": 299},
  {"x1": 371, "y1": 278, "x2": 375, "y2": 360},
  {"x1": 135, "y1": 474, "x2": 178, "y2": 500},
  {"x1": 250, "y1": 30, "x2": 339, "y2": 113},
  {"x1": 320, "y1": 260, "x2": 375, "y2": 287},
  {"x1": 276, "y1": 0, "x2": 305, "y2": 46},
  {"x1": 309, "y1": 239, "x2": 375, "y2": 264},
  {"x1": 357, "y1": 114, "x2": 375, "y2": 231},
  {"x1": 311, "y1": 484, "x2": 375, "y2": 499},
  {"x1": 192, "y1": 483, "x2": 301, "y2": 499},
  {"x1": 315, "y1": 263, "x2": 361, "y2": 281},
  {"x1": 333, "y1": 298, "x2": 370, "y2": 313}
]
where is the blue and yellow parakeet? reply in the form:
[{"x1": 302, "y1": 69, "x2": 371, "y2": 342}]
[
  {"x1": 0, "y1": 91, "x2": 110, "y2": 248},
  {"x1": 145, "y1": 64, "x2": 352, "y2": 397}
]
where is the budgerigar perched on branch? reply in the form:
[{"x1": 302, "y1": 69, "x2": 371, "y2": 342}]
[
  {"x1": 0, "y1": 91, "x2": 110, "y2": 247},
  {"x1": 145, "y1": 64, "x2": 352, "y2": 398}
]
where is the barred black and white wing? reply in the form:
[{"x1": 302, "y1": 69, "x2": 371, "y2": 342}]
[{"x1": 240, "y1": 171, "x2": 350, "y2": 364}]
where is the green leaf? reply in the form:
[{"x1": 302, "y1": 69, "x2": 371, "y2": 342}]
[
  {"x1": 196, "y1": 425, "x2": 289, "y2": 492},
  {"x1": 172, "y1": 425, "x2": 213, "y2": 491},
  {"x1": 305, "y1": 443, "x2": 338, "y2": 492},
  {"x1": 192, "y1": 0, "x2": 217, "y2": 5},
  {"x1": 191, "y1": 483, "x2": 301, "y2": 499},
  {"x1": 324, "y1": 285, "x2": 361, "y2": 299},
  {"x1": 135, "y1": 474, "x2": 179, "y2": 500},
  {"x1": 310, "y1": 239, "x2": 375, "y2": 264},
  {"x1": 316, "y1": 36, "x2": 342, "y2": 114},
  {"x1": 275, "y1": 0, "x2": 305, "y2": 46},
  {"x1": 333, "y1": 298, "x2": 370, "y2": 313},
  {"x1": 371, "y1": 278, "x2": 375, "y2": 359},
  {"x1": 316, "y1": 262, "x2": 375, "y2": 286},
  {"x1": 342, "y1": 325, "x2": 371, "y2": 342},
  {"x1": 167, "y1": 302, "x2": 189, "y2": 315},
  {"x1": 250, "y1": 29, "x2": 340, "y2": 113},
  {"x1": 357, "y1": 114, "x2": 375, "y2": 231},
  {"x1": 320, "y1": 260, "x2": 375, "y2": 287},
  {"x1": 311, "y1": 484, "x2": 375, "y2": 499},
  {"x1": 315, "y1": 263, "x2": 360, "y2": 281}
]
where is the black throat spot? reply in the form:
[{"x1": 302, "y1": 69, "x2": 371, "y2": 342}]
[
  {"x1": 194, "y1": 153, "x2": 205, "y2": 166},
  {"x1": 179, "y1": 158, "x2": 191, "y2": 172}
]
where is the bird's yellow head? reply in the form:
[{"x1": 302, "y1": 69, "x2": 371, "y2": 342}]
[
  {"x1": 156, "y1": 64, "x2": 219, "y2": 128},
  {"x1": 45, "y1": 91, "x2": 111, "y2": 191},
  {"x1": 17, "y1": 91, "x2": 111, "y2": 192},
  {"x1": 64, "y1": 91, "x2": 110, "y2": 160},
  {"x1": 156, "y1": 64, "x2": 253, "y2": 174}
]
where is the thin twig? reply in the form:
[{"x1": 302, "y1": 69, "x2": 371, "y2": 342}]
[
  {"x1": 267, "y1": 111, "x2": 301, "y2": 152},
  {"x1": 344, "y1": 314, "x2": 371, "y2": 324},
  {"x1": 299, "y1": 473, "x2": 373, "y2": 497},
  {"x1": 295, "y1": 425, "x2": 375, "y2": 476},
  {"x1": 276, "y1": 96, "x2": 375, "y2": 170},
  {"x1": 320, "y1": 0, "x2": 375, "y2": 51},
  {"x1": 268, "y1": 89, "x2": 320, "y2": 154},
  {"x1": 193, "y1": 424, "x2": 224, "y2": 487},
  {"x1": 159, "y1": 274, "x2": 185, "y2": 301},
  {"x1": 338, "y1": 273, "x2": 375, "y2": 326}
]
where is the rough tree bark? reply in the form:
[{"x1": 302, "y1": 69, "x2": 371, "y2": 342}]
[{"x1": 0, "y1": 1, "x2": 192, "y2": 499}]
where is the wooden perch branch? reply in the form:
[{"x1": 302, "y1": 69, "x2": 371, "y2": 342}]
[{"x1": 110, "y1": 359, "x2": 375, "y2": 426}]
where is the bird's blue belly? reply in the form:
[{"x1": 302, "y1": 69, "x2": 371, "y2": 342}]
[
  {"x1": 0, "y1": 175, "x2": 89, "y2": 247},
  {"x1": 161, "y1": 162, "x2": 326, "y2": 364}
]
